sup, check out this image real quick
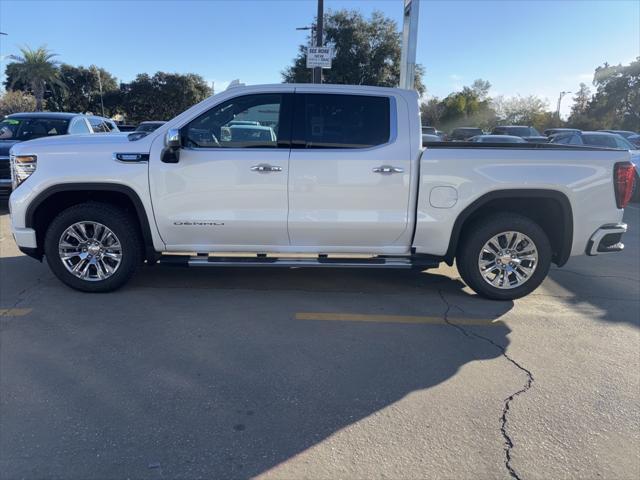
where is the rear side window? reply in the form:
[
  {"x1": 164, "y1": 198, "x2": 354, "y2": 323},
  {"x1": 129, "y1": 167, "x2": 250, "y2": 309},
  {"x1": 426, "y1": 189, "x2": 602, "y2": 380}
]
[
  {"x1": 296, "y1": 94, "x2": 391, "y2": 149},
  {"x1": 68, "y1": 118, "x2": 91, "y2": 134}
]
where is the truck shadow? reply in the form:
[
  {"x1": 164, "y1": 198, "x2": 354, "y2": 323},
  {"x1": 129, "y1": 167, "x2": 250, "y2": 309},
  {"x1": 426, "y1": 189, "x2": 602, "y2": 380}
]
[{"x1": 0, "y1": 254, "x2": 514, "y2": 479}]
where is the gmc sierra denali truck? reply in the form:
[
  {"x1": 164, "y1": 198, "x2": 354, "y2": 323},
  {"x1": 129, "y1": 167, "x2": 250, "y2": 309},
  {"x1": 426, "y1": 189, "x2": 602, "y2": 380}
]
[{"x1": 7, "y1": 84, "x2": 636, "y2": 299}]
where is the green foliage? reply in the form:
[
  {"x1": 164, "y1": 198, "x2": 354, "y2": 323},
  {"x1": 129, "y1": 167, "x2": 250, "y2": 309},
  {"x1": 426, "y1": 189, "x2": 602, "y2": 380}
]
[
  {"x1": 0, "y1": 90, "x2": 37, "y2": 116},
  {"x1": 45, "y1": 64, "x2": 119, "y2": 115},
  {"x1": 121, "y1": 72, "x2": 212, "y2": 124},
  {"x1": 493, "y1": 95, "x2": 550, "y2": 131},
  {"x1": 283, "y1": 9, "x2": 425, "y2": 95},
  {"x1": 580, "y1": 58, "x2": 639, "y2": 130},
  {"x1": 6, "y1": 45, "x2": 66, "y2": 111},
  {"x1": 423, "y1": 79, "x2": 496, "y2": 131}
]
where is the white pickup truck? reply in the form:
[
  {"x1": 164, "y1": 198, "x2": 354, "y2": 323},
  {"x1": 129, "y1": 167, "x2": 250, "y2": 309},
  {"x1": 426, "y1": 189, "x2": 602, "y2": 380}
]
[{"x1": 7, "y1": 84, "x2": 636, "y2": 299}]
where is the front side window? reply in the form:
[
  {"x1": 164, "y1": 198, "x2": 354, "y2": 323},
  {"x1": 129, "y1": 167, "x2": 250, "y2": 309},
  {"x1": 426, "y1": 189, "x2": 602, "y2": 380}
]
[
  {"x1": 89, "y1": 118, "x2": 112, "y2": 133},
  {"x1": 0, "y1": 117, "x2": 69, "y2": 140},
  {"x1": 297, "y1": 94, "x2": 390, "y2": 149},
  {"x1": 183, "y1": 94, "x2": 286, "y2": 149}
]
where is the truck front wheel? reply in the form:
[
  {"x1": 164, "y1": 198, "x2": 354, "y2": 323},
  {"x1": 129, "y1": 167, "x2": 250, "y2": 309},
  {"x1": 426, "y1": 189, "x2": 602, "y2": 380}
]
[
  {"x1": 44, "y1": 203, "x2": 142, "y2": 292},
  {"x1": 456, "y1": 213, "x2": 551, "y2": 300}
]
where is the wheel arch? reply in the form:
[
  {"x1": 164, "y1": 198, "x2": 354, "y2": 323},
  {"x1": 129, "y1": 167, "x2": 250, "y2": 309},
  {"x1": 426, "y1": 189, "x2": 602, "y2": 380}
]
[
  {"x1": 25, "y1": 183, "x2": 158, "y2": 262},
  {"x1": 445, "y1": 189, "x2": 573, "y2": 267}
]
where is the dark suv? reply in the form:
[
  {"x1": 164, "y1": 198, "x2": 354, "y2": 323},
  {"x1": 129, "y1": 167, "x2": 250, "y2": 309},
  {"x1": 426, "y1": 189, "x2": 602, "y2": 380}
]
[
  {"x1": 449, "y1": 127, "x2": 483, "y2": 141},
  {"x1": 492, "y1": 126, "x2": 548, "y2": 143}
]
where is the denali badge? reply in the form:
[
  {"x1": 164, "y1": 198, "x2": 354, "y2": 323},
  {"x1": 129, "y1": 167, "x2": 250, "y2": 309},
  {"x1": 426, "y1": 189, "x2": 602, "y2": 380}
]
[{"x1": 174, "y1": 221, "x2": 225, "y2": 226}]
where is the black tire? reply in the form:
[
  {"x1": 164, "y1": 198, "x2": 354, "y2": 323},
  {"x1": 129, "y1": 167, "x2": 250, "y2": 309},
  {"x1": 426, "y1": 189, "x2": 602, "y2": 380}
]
[
  {"x1": 456, "y1": 213, "x2": 552, "y2": 300},
  {"x1": 44, "y1": 202, "x2": 142, "y2": 292}
]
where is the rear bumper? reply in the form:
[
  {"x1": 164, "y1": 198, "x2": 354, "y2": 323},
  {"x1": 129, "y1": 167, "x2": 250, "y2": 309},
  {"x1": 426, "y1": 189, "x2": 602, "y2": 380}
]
[{"x1": 586, "y1": 223, "x2": 627, "y2": 256}]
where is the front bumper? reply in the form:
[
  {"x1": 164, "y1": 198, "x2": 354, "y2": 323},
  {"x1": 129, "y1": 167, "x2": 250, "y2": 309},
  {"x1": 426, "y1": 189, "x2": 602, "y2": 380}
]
[{"x1": 586, "y1": 223, "x2": 627, "y2": 256}]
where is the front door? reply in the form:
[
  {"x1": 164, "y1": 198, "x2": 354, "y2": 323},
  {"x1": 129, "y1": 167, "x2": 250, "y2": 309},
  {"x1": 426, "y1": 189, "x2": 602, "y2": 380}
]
[{"x1": 149, "y1": 92, "x2": 293, "y2": 251}]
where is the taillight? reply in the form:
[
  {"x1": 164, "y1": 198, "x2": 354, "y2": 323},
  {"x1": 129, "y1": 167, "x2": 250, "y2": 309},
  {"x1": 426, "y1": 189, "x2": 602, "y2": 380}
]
[{"x1": 614, "y1": 162, "x2": 637, "y2": 209}]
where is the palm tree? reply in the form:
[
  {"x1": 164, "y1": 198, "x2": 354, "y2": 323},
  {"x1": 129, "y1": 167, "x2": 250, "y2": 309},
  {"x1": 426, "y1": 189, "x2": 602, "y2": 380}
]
[{"x1": 9, "y1": 46, "x2": 66, "y2": 111}]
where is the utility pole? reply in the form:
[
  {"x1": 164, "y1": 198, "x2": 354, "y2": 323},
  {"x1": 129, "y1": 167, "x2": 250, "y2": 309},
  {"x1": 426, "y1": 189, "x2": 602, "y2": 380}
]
[
  {"x1": 556, "y1": 91, "x2": 570, "y2": 121},
  {"x1": 313, "y1": 0, "x2": 324, "y2": 84},
  {"x1": 0, "y1": 32, "x2": 7, "y2": 94},
  {"x1": 400, "y1": 0, "x2": 419, "y2": 90},
  {"x1": 94, "y1": 66, "x2": 105, "y2": 117}
]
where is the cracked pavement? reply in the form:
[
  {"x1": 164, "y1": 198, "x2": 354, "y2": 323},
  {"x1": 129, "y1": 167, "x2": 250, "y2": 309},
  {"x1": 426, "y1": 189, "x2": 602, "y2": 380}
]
[{"x1": 1, "y1": 205, "x2": 639, "y2": 479}]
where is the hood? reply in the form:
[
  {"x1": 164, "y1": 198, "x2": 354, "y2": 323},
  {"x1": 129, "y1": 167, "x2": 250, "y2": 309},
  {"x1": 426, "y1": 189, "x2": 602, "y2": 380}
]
[
  {"x1": 0, "y1": 140, "x2": 22, "y2": 157},
  {"x1": 9, "y1": 132, "x2": 154, "y2": 156}
]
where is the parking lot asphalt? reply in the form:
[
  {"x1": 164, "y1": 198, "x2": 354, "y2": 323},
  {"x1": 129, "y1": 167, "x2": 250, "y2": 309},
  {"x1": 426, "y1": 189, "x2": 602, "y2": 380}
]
[{"x1": 1, "y1": 204, "x2": 638, "y2": 480}]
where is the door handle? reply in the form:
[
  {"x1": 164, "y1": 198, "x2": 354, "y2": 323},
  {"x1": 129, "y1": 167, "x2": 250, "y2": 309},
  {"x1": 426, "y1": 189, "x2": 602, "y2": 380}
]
[
  {"x1": 251, "y1": 164, "x2": 282, "y2": 173},
  {"x1": 373, "y1": 166, "x2": 404, "y2": 174}
]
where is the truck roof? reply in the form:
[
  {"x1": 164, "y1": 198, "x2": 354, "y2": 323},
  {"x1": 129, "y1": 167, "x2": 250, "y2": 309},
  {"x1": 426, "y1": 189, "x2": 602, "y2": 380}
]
[
  {"x1": 226, "y1": 83, "x2": 418, "y2": 96},
  {"x1": 6, "y1": 112, "x2": 81, "y2": 120}
]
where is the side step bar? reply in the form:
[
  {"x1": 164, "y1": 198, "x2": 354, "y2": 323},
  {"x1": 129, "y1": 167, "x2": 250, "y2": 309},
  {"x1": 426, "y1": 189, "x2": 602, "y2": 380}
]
[{"x1": 159, "y1": 254, "x2": 439, "y2": 269}]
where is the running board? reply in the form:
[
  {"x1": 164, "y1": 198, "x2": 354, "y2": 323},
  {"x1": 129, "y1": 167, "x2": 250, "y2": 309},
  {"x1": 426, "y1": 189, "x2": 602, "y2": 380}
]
[{"x1": 159, "y1": 255, "x2": 439, "y2": 269}]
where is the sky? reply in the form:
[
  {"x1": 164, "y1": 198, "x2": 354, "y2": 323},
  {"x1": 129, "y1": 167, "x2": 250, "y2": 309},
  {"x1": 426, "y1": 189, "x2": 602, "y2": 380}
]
[{"x1": 0, "y1": 0, "x2": 638, "y2": 117}]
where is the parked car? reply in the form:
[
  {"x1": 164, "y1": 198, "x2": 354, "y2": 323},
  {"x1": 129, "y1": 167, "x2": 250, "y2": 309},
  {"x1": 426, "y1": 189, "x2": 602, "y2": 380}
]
[
  {"x1": 549, "y1": 131, "x2": 638, "y2": 150},
  {"x1": 492, "y1": 126, "x2": 548, "y2": 143},
  {"x1": 469, "y1": 135, "x2": 527, "y2": 143},
  {"x1": 422, "y1": 126, "x2": 437, "y2": 135},
  {"x1": 117, "y1": 124, "x2": 137, "y2": 132},
  {"x1": 550, "y1": 131, "x2": 640, "y2": 201},
  {"x1": 0, "y1": 112, "x2": 100, "y2": 197},
  {"x1": 87, "y1": 116, "x2": 120, "y2": 133},
  {"x1": 627, "y1": 134, "x2": 640, "y2": 148},
  {"x1": 135, "y1": 121, "x2": 166, "y2": 133},
  {"x1": 544, "y1": 128, "x2": 581, "y2": 137},
  {"x1": 7, "y1": 84, "x2": 634, "y2": 300},
  {"x1": 599, "y1": 130, "x2": 638, "y2": 139},
  {"x1": 422, "y1": 133, "x2": 442, "y2": 146},
  {"x1": 435, "y1": 130, "x2": 447, "y2": 141},
  {"x1": 449, "y1": 127, "x2": 483, "y2": 141}
]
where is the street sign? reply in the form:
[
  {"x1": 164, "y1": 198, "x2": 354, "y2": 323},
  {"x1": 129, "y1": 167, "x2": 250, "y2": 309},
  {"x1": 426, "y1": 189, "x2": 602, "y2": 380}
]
[{"x1": 306, "y1": 46, "x2": 333, "y2": 69}]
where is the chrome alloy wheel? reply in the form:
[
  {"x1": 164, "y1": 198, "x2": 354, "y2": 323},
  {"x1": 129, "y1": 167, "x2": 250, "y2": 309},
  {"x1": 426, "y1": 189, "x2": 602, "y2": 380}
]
[
  {"x1": 477, "y1": 231, "x2": 538, "y2": 290},
  {"x1": 58, "y1": 221, "x2": 123, "y2": 281}
]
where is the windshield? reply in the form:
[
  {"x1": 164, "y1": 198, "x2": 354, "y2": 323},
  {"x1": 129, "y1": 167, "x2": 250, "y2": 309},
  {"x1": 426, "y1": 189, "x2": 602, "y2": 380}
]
[
  {"x1": 0, "y1": 117, "x2": 70, "y2": 141},
  {"x1": 136, "y1": 123, "x2": 162, "y2": 133}
]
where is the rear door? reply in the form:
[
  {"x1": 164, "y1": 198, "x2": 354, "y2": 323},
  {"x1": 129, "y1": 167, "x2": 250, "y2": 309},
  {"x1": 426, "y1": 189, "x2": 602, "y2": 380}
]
[{"x1": 287, "y1": 91, "x2": 412, "y2": 250}]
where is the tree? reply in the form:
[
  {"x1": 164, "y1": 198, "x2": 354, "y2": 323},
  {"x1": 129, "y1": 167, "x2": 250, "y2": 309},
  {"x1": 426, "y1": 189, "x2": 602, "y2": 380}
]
[
  {"x1": 0, "y1": 90, "x2": 37, "y2": 116},
  {"x1": 121, "y1": 72, "x2": 212, "y2": 123},
  {"x1": 581, "y1": 58, "x2": 639, "y2": 130},
  {"x1": 6, "y1": 46, "x2": 66, "y2": 111},
  {"x1": 567, "y1": 82, "x2": 598, "y2": 130},
  {"x1": 493, "y1": 95, "x2": 550, "y2": 131},
  {"x1": 420, "y1": 97, "x2": 445, "y2": 126},
  {"x1": 46, "y1": 64, "x2": 119, "y2": 115},
  {"x1": 283, "y1": 9, "x2": 425, "y2": 94},
  {"x1": 433, "y1": 79, "x2": 496, "y2": 131}
]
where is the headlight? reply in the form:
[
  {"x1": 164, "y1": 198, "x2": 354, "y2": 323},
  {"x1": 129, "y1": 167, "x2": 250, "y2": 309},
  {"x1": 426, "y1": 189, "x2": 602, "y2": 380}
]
[{"x1": 10, "y1": 154, "x2": 37, "y2": 189}]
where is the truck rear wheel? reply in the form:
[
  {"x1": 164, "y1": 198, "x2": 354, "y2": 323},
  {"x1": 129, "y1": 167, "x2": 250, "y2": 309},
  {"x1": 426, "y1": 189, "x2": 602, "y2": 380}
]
[
  {"x1": 456, "y1": 213, "x2": 551, "y2": 300},
  {"x1": 44, "y1": 203, "x2": 141, "y2": 292}
]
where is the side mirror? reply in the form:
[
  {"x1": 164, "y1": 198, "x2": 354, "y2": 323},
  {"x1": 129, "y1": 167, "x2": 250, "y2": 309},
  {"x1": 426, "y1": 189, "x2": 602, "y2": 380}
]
[
  {"x1": 166, "y1": 128, "x2": 181, "y2": 149},
  {"x1": 162, "y1": 128, "x2": 181, "y2": 163}
]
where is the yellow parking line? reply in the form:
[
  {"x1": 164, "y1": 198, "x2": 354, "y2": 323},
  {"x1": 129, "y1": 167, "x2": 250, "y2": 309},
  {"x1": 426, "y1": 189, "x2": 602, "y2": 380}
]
[
  {"x1": 0, "y1": 308, "x2": 32, "y2": 317},
  {"x1": 295, "y1": 312, "x2": 504, "y2": 326}
]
